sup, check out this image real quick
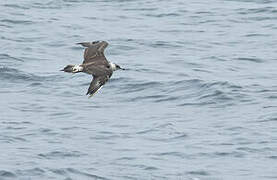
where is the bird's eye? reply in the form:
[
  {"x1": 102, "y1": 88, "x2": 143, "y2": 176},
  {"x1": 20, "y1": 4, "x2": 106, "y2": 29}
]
[{"x1": 92, "y1": 41, "x2": 99, "y2": 44}]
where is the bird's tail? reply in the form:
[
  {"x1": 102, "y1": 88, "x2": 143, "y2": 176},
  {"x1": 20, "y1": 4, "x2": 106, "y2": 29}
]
[
  {"x1": 61, "y1": 65, "x2": 75, "y2": 73},
  {"x1": 61, "y1": 64, "x2": 83, "y2": 73}
]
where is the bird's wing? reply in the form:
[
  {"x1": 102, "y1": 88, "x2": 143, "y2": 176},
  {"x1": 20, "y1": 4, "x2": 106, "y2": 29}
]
[
  {"x1": 87, "y1": 75, "x2": 111, "y2": 97},
  {"x1": 77, "y1": 41, "x2": 109, "y2": 64},
  {"x1": 84, "y1": 63, "x2": 112, "y2": 77}
]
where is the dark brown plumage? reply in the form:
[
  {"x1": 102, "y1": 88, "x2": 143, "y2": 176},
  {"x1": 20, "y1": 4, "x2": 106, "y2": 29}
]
[{"x1": 61, "y1": 41, "x2": 124, "y2": 97}]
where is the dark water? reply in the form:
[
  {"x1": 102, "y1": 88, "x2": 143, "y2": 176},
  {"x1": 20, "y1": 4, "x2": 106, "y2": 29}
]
[{"x1": 1, "y1": 0, "x2": 277, "y2": 179}]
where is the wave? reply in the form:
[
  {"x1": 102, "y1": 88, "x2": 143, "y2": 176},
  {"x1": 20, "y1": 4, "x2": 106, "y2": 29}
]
[{"x1": 0, "y1": 66, "x2": 63, "y2": 83}]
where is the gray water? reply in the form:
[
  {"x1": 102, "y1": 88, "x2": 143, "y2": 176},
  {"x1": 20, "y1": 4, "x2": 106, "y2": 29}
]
[{"x1": 1, "y1": 0, "x2": 277, "y2": 179}]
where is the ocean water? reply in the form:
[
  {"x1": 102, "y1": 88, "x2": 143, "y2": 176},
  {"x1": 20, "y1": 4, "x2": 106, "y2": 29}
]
[{"x1": 1, "y1": 0, "x2": 277, "y2": 179}]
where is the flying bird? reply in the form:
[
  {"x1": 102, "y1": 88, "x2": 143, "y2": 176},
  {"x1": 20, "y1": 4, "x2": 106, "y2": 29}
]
[{"x1": 61, "y1": 41, "x2": 125, "y2": 97}]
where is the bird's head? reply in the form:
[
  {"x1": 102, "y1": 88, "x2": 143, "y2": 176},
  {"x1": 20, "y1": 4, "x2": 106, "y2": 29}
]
[
  {"x1": 110, "y1": 62, "x2": 125, "y2": 71},
  {"x1": 115, "y1": 64, "x2": 125, "y2": 71}
]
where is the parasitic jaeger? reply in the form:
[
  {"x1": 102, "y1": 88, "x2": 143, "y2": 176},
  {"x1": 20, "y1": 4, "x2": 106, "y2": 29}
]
[{"x1": 61, "y1": 41, "x2": 125, "y2": 97}]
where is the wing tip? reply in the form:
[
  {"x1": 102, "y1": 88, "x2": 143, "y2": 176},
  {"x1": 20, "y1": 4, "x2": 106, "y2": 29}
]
[
  {"x1": 76, "y1": 41, "x2": 109, "y2": 48},
  {"x1": 77, "y1": 42, "x2": 91, "y2": 47},
  {"x1": 87, "y1": 92, "x2": 96, "y2": 98},
  {"x1": 86, "y1": 85, "x2": 103, "y2": 98}
]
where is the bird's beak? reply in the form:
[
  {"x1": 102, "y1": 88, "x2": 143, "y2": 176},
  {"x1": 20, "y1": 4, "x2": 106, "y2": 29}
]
[{"x1": 120, "y1": 67, "x2": 126, "y2": 70}]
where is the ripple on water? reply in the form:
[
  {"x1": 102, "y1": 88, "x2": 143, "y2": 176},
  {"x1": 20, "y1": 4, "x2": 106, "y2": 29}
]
[
  {"x1": 62, "y1": 168, "x2": 109, "y2": 180},
  {"x1": 0, "y1": 170, "x2": 16, "y2": 178},
  {"x1": 16, "y1": 168, "x2": 45, "y2": 176},
  {"x1": 187, "y1": 170, "x2": 210, "y2": 176},
  {"x1": 235, "y1": 57, "x2": 264, "y2": 63},
  {"x1": 0, "y1": 53, "x2": 24, "y2": 62},
  {"x1": 0, "y1": 66, "x2": 62, "y2": 84},
  {"x1": 1, "y1": 19, "x2": 34, "y2": 25},
  {"x1": 3, "y1": 3, "x2": 29, "y2": 10},
  {"x1": 175, "y1": 79, "x2": 248, "y2": 107},
  {"x1": 119, "y1": 80, "x2": 164, "y2": 94},
  {"x1": 136, "y1": 123, "x2": 188, "y2": 143},
  {"x1": 0, "y1": 135, "x2": 27, "y2": 143},
  {"x1": 38, "y1": 150, "x2": 87, "y2": 159},
  {"x1": 122, "y1": 76, "x2": 248, "y2": 107}
]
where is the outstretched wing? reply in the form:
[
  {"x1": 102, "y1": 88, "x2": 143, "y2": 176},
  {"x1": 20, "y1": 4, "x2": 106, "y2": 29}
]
[
  {"x1": 77, "y1": 41, "x2": 109, "y2": 64},
  {"x1": 87, "y1": 75, "x2": 111, "y2": 97},
  {"x1": 84, "y1": 63, "x2": 112, "y2": 77}
]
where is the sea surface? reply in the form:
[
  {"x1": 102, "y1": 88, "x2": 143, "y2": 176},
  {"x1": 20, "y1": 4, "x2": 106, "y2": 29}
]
[{"x1": 1, "y1": 0, "x2": 277, "y2": 179}]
